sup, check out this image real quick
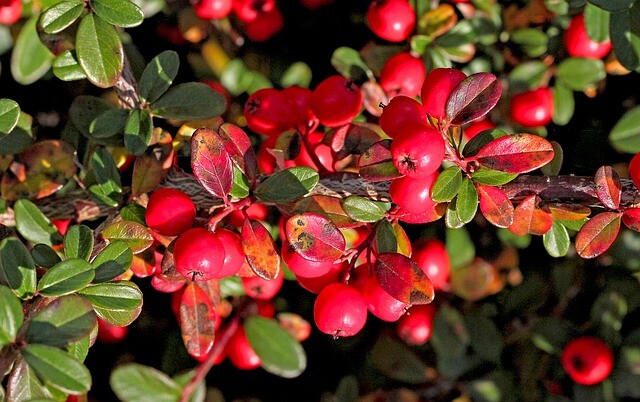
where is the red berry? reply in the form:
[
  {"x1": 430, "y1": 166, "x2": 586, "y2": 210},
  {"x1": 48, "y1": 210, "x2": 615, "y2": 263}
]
[
  {"x1": 367, "y1": 0, "x2": 415, "y2": 43},
  {"x1": 389, "y1": 172, "x2": 444, "y2": 224},
  {"x1": 358, "y1": 275, "x2": 409, "y2": 322},
  {"x1": 314, "y1": 283, "x2": 368, "y2": 337},
  {"x1": 396, "y1": 304, "x2": 436, "y2": 345},
  {"x1": 421, "y1": 68, "x2": 467, "y2": 121},
  {"x1": 379, "y1": 96, "x2": 427, "y2": 138},
  {"x1": 380, "y1": 52, "x2": 425, "y2": 99},
  {"x1": 412, "y1": 239, "x2": 450, "y2": 290},
  {"x1": 97, "y1": 318, "x2": 129, "y2": 344},
  {"x1": 228, "y1": 326, "x2": 261, "y2": 370},
  {"x1": 193, "y1": 0, "x2": 232, "y2": 19},
  {"x1": 51, "y1": 219, "x2": 71, "y2": 236},
  {"x1": 282, "y1": 85, "x2": 318, "y2": 132},
  {"x1": 561, "y1": 336, "x2": 614, "y2": 385},
  {"x1": 244, "y1": 88, "x2": 295, "y2": 136},
  {"x1": 282, "y1": 243, "x2": 334, "y2": 278},
  {"x1": 243, "y1": 6, "x2": 284, "y2": 42},
  {"x1": 510, "y1": 87, "x2": 554, "y2": 127},
  {"x1": 214, "y1": 228, "x2": 246, "y2": 277},
  {"x1": 233, "y1": 0, "x2": 275, "y2": 22},
  {"x1": 310, "y1": 75, "x2": 363, "y2": 128},
  {"x1": 629, "y1": 152, "x2": 640, "y2": 190},
  {"x1": 0, "y1": 0, "x2": 21, "y2": 25},
  {"x1": 300, "y1": 0, "x2": 333, "y2": 9},
  {"x1": 227, "y1": 203, "x2": 269, "y2": 227},
  {"x1": 145, "y1": 188, "x2": 196, "y2": 236},
  {"x1": 256, "y1": 299, "x2": 276, "y2": 317},
  {"x1": 391, "y1": 122, "x2": 445, "y2": 178},
  {"x1": 174, "y1": 228, "x2": 226, "y2": 281},
  {"x1": 295, "y1": 261, "x2": 345, "y2": 294},
  {"x1": 565, "y1": 14, "x2": 612, "y2": 59},
  {"x1": 463, "y1": 118, "x2": 495, "y2": 141},
  {"x1": 242, "y1": 273, "x2": 284, "y2": 300}
]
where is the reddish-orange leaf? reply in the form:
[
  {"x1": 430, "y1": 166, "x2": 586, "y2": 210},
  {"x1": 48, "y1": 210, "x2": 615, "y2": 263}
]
[
  {"x1": 151, "y1": 273, "x2": 185, "y2": 293},
  {"x1": 241, "y1": 219, "x2": 280, "y2": 280},
  {"x1": 477, "y1": 184, "x2": 514, "y2": 228},
  {"x1": 328, "y1": 123, "x2": 383, "y2": 160},
  {"x1": 285, "y1": 213, "x2": 346, "y2": 262},
  {"x1": 277, "y1": 312, "x2": 312, "y2": 342},
  {"x1": 476, "y1": 134, "x2": 554, "y2": 174},
  {"x1": 131, "y1": 143, "x2": 174, "y2": 196},
  {"x1": 102, "y1": 221, "x2": 154, "y2": 254},
  {"x1": 291, "y1": 196, "x2": 358, "y2": 228},
  {"x1": 575, "y1": 212, "x2": 622, "y2": 259},
  {"x1": 508, "y1": 195, "x2": 553, "y2": 236},
  {"x1": 195, "y1": 279, "x2": 221, "y2": 309},
  {"x1": 546, "y1": 203, "x2": 591, "y2": 221},
  {"x1": 374, "y1": 252, "x2": 434, "y2": 305},
  {"x1": 191, "y1": 127, "x2": 233, "y2": 200},
  {"x1": 623, "y1": 208, "x2": 640, "y2": 232},
  {"x1": 218, "y1": 123, "x2": 257, "y2": 181},
  {"x1": 180, "y1": 282, "x2": 216, "y2": 359},
  {"x1": 358, "y1": 139, "x2": 402, "y2": 182},
  {"x1": 594, "y1": 166, "x2": 621, "y2": 210},
  {"x1": 130, "y1": 249, "x2": 157, "y2": 278}
]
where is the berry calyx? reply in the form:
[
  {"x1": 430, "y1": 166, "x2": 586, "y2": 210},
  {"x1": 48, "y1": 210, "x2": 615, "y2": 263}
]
[
  {"x1": 193, "y1": 0, "x2": 232, "y2": 19},
  {"x1": 145, "y1": 188, "x2": 196, "y2": 237},
  {"x1": 412, "y1": 239, "x2": 450, "y2": 291},
  {"x1": 367, "y1": 0, "x2": 415, "y2": 43},
  {"x1": 391, "y1": 123, "x2": 445, "y2": 178},
  {"x1": 314, "y1": 283, "x2": 368, "y2": 337},
  {"x1": 310, "y1": 75, "x2": 363, "y2": 127},
  {"x1": 561, "y1": 336, "x2": 614, "y2": 385},
  {"x1": 510, "y1": 87, "x2": 554, "y2": 127},
  {"x1": 565, "y1": 14, "x2": 612, "y2": 59},
  {"x1": 396, "y1": 304, "x2": 436, "y2": 345},
  {"x1": 421, "y1": 68, "x2": 467, "y2": 121},
  {"x1": 173, "y1": 228, "x2": 226, "y2": 281}
]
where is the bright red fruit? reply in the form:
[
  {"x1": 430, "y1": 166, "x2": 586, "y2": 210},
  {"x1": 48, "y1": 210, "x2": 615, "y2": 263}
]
[
  {"x1": 233, "y1": 0, "x2": 275, "y2": 22},
  {"x1": 565, "y1": 14, "x2": 612, "y2": 59},
  {"x1": 145, "y1": 188, "x2": 196, "y2": 236},
  {"x1": 358, "y1": 275, "x2": 409, "y2": 322},
  {"x1": 173, "y1": 228, "x2": 226, "y2": 281},
  {"x1": 421, "y1": 68, "x2": 467, "y2": 121},
  {"x1": 300, "y1": 0, "x2": 333, "y2": 9},
  {"x1": 629, "y1": 152, "x2": 640, "y2": 190},
  {"x1": 295, "y1": 261, "x2": 345, "y2": 294},
  {"x1": 282, "y1": 86, "x2": 318, "y2": 132},
  {"x1": 97, "y1": 318, "x2": 128, "y2": 344},
  {"x1": 282, "y1": 244, "x2": 334, "y2": 278},
  {"x1": 0, "y1": 0, "x2": 21, "y2": 25},
  {"x1": 227, "y1": 203, "x2": 269, "y2": 227},
  {"x1": 380, "y1": 52, "x2": 425, "y2": 99},
  {"x1": 389, "y1": 172, "x2": 443, "y2": 224},
  {"x1": 510, "y1": 88, "x2": 554, "y2": 127},
  {"x1": 310, "y1": 75, "x2": 363, "y2": 127},
  {"x1": 193, "y1": 0, "x2": 232, "y2": 19},
  {"x1": 412, "y1": 239, "x2": 450, "y2": 290},
  {"x1": 51, "y1": 219, "x2": 71, "y2": 236},
  {"x1": 463, "y1": 118, "x2": 495, "y2": 141},
  {"x1": 561, "y1": 336, "x2": 614, "y2": 386},
  {"x1": 243, "y1": 6, "x2": 284, "y2": 42},
  {"x1": 244, "y1": 88, "x2": 295, "y2": 136},
  {"x1": 242, "y1": 273, "x2": 284, "y2": 300},
  {"x1": 391, "y1": 123, "x2": 445, "y2": 178},
  {"x1": 367, "y1": 0, "x2": 415, "y2": 43},
  {"x1": 396, "y1": 304, "x2": 436, "y2": 345},
  {"x1": 314, "y1": 283, "x2": 368, "y2": 337},
  {"x1": 379, "y1": 96, "x2": 427, "y2": 138},
  {"x1": 228, "y1": 326, "x2": 261, "y2": 370},
  {"x1": 214, "y1": 228, "x2": 246, "y2": 277}
]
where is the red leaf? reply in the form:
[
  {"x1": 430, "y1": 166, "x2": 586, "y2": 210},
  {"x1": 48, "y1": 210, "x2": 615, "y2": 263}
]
[
  {"x1": 575, "y1": 212, "x2": 622, "y2": 259},
  {"x1": 622, "y1": 208, "x2": 640, "y2": 232},
  {"x1": 290, "y1": 195, "x2": 358, "y2": 228},
  {"x1": 358, "y1": 139, "x2": 402, "y2": 182},
  {"x1": 180, "y1": 283, "x2": 216, "y2": 359},
  {"x1": 546, "y1": 203, "x2": 591, "y2": 221},
  {"x1": 477, "y1": 185, "x2": 514, "y2": 228},
  {"x1": 151, "y1": 273, "x2": 185, "y2": 293},
  {"x1": 241, "y1": 219, "x2": 280, "y2": 280},
  {"x1": 277, "y1": 312, "x2": 312, "y2": 342},
  {"x1": 508, "y1": 195, "x2": 553, "y2": 236},
  {"x1": 445, "y1": 72, "x2": 502, "y2": 125},
  {"x1": 131, "y1": 142, "x2": 173, "y2": 196},
  {"x1": 218, "y1": 123, "x2": 257, "y2": 181},
  {"x1": 195, "y1": 279, "x2": 221, "y2": 309},
  {"x1": 130, "y1": 249, "x2": 157, "y2": 278},
  {"x1": 594, "y1": 166, "x2": 621, "y2": 210},
  {"x1": 285, "y1": 213, "x2": 346, "y2": 262},
  {"x1": 328, "y1": 123, "x2": 383, "y2": 160},
  {"x1": 476, "y1": 134, "x2": 555, "y2": 174},
  {"x1": 191, "y1": 127, "x2": 233, "y2": 200},
  {"x1": 374, "y1": 252, "x2": 434, "y2": 305}
]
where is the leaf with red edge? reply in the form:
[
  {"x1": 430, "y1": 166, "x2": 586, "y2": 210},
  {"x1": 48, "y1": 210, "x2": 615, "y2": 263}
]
[
  {"x1": 102, "y1": 221, "x2": 153, "y2": 254},
  {"x1": 290, "y1": 196, "x2": 358, "y2": 228},
  {"x1": 477, "y1": 185, "x2": 514, "y2": 228},
  {"x1": 575, "y1": 212, "x2": 622, "y2": 259},
  {"x1": 179, "y1": 282, "x2": 216, "y2": 359},
  {"x1": 594, "y1": 166, "x2": 621, "y2": 210},
  {"x1": 131, "y1": 141, "x2": 174, "y2": 196},
  {"x1": 191, "y1": 127, "x2": 233, "y2": 200},
  {"x1": 241, "y1": 219, "x2": 280, "y2": 280},
  {"x1": 622, "y1": 208, "x2": 640, "y2": 232},
  {"x1": 508, "y1": 195, "x2": 553, "y2": 236},
  {"x1": 277, "y1": 312, "x2": 312, "y2": 342},
  {"x1": 358, "y1": 139, "x2": 402, "y2": 182},
  {"x1": 374, "y1": 252, "x2": 434, "y2": 305},
  {"x1": 151, "y1": 273, "x2": 185, "y2": 293},
  {"x1": 218, "y1": 123, "x2": 257, "y2": 181},
  {"x1": 130, "y1": 249, "x2": 157, "y2": 278},
  {"x1": 285, "y1": 213, "x2": 346, "y2": 262},
  {"x1": 476, "y1": 134, "x2": 555, "y2": 174},
  {"x1": 328, "y1": 123, "x2": 383, "y2": 160},
  {"x1": 445, "y1": 73, "x2": 502, "y2": 125},
  {"x1": 546, "y1": 203, "x2": 591, "y2": 221}
]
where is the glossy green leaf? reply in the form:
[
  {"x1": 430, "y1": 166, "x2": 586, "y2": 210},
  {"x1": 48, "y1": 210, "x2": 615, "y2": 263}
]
[
  {"x1": 21, "y1": 344, "x2": 91, "y2": 394},
  {"x1": 110, "y1": 363, "x2": 182, "y2": 402},
  {"x1": 610, "y1": 106, "x2": 640, "y2": 153},
  {"x1": 89, "y1": 108, "x2": 129, "y2": 139},
  {"x1": 280, "y1": 61, "x2": 312, "y2": 88},
  {"x1": 584, "y1": 2, "x2": 610, "y2": 42},
  {"x1": 69, "y1": 95, "x2": 115, "y2": 137},
  {"x1": 0, "y1": 237, "x2": 37, "y2": 299},
  {"x1": 67, "y1": 327, "x2": 95, "y2": 363},
  {"x1": 91, "y1": 0, "x2": 144, "y2": 27},
  {"x1": 588, "y1": 0, "x2": 633, "y2": 12},
  {"x1": 609, "y1": 9, "x2": 640, "y2": 71},
  {"x1": 432, "y1": 166, "x2": 462, "y2": 202},
  {"x1": 446, "y1": 227, "x2": 475, "y2": 269},
  {"x1": 6, "y1": 358, "x2": 53, "y2": 402},
  {"x1": 552, "y1": 83, "x2": 575, "y2": 126},
  {"x1": 556, "y1": 57, "x2": 606, "y2": 91},
  {"x1": 124, "y1": 108, "x2": 153, "y2": 155},
  {"x1": 0, "y1": 285, "x2": 23, "y2": 347},
  {"x1": 510, "y1": 28, "x2": 548, "y2": 58},
  {"x1": 0, "y1": 98, "x2": 20, "y2": 134},
  {"x1": 341, "y1": 196, "x2": 387, "y2": 222},
  {"x1": 101, "y1": 221, "x2": 153, "y2": 254},
  {"x1": 0, "y1": 111, "x2": 34, "y2": 155},
  {"x1": 25, "y1": 295, "x2": 97, "y2": 347},
  {"x1": 37, "y1": 258, "x2": 95, "y2": 297},
  {"x1": 10, "y1": 16, "x2": 54, "y2": 85},
  {"x1": 230, "y1": 164, "x2": 250, "y2": 199},
  {"x1": 91, "y1": 241, "x2": 133, "y2": 283},
  {"x1": 40, "y1": 1, "x2": 84, "y2": 34},
  {"x1": 255, "y1": 167, "x2": 319, "y2": 203},
  {"x1": 63, "y1": 225, "x2": 94, "y2": 260},
  {"x1": 14, "y1": 199, "x2": 62, "y2": 246},
  {"x1": 52, "y1": 50, "x2": 87, "y2": 81},
  {"x1": 31, "y1": 244, "x2": 61, "y2": 269},
  {"x1": 120, "y1": 203, "x2": 146, "y2": 226},
  {"x1": 456, "y1": 178, "x2": 478, "y2": 224},
  {"x1": 508, "y1": 61, "x2": 548, "y2": 93},
  {"x1": 88, "y1": 147, "x2": 123, "y2": 207},
  {"x1": 331, "y1": 46, "x2": 373, "y2": 81},
  {"x1": 370, "y1": 335, "x2": 427, "y2": 384},
  {"x1": 79, "y1": 281, "x2": 143, "y2": 326},
  {"x1": 543, "y1": 221, "x2": 570, "y2": 257},
  {"x1": 76, "y1": 13, "x2": 124, "y2": 88},
  {"x1": 150, "y1": 82, "x2": 226, "y2": 120},
  {"x1": 139, "y1": 50, "x2": 179, "y2": 103}
]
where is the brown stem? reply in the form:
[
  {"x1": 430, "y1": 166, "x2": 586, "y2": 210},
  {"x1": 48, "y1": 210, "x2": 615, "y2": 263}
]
[{"x1": 115, "y1": 55, "x2": 140, "y2": 109}]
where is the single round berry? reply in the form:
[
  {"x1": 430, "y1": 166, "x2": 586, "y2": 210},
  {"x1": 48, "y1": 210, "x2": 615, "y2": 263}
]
[
  {"x1": 228, "y1": 326, "x2": 261, "y2": 370},
  {"x1": 242, "y1": 273, "x2": 284, "y2": 300},
  {"x1": 358, "y1": 275, "x2": 409, "y2": 322},
  {"x1": 389, "y1": 172, "x2": 444, "y2": 224},
  {"x1": 412, "y1": 239, "x2": 450, "y2": 290},
  {"x1": 421, "y1": 68, "x2": 467, "y2": 121},
  {"x1": 391, "y1": 122, "x2": 445, "y2": 178},
  {"x1": 295, "y1": 262, "x2": 345, "y2": 294},
  {"x1": 214, "y1": 228, "x2": 246, "y2": 278},
  {"x1": 243, "y1": 6, "x2": 284, "y2": 42},
  {"x1": 97, "y1": 318, "x2": 128, "y2": 344},
  {"x1": 379, "y1": 96, "x2": 427, "y2": 138},
  {"x1": 0, "y1": 0, "x2": 21, "y2": 25},
  {"x1": 145, "y1": 188, "x2": 196, "y2": 236},
  {"x1": 463, "y1": 118, "x2": 496, "y2": 141},
  {"x1": 173, "y1": 228, "x2": 226, "y2": 281},
  {"x1": 510, "y1": 87, "x2": 554, "y2": 127},
  {"x1": 561, "y1": 336, "x2": 614, "y2": 386},
  {"x1": 244, "y1": 88, "x2": 295, "y2": 136},
  {"x1": 314, "y1": 283, "x2": 368, "y2": 337},
  {"x1": 310, "y1": 75, "x2": 363, "y2": 127},
  {"x1": 380, "y1": 52, "x2": 426, "y2": 99},
  {"x1": 193, "y1": 0, "x2": 232, "y2": 19},
  {"x1": 232, "y1": 0, "x2": 275, "y2": 22},
  {"x1": 629, "y1": 152, "x2": 640, "y2": 190},
  {"x1": 396, "y1": 304, "x2": 436, "y2": 345},
  {"x1": 565, "y1": 14, "x2": 612, "y2": 59},
  {"x1": 367, "y1": 0, "x2": 415, "y2": 42},
  {"x1": 282, "y1": 243, "x2": 334, "y2": 278}
]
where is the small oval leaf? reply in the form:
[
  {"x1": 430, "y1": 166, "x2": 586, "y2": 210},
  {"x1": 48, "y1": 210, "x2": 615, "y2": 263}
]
[
  {"x1": 285, "y1": 213, "x2": 346, "y2": 262},
  {"x1": 242, "y1": 219, "x2": 280, "y2": 280},
  {"x1": 445, "y1": 72, "x2": 502, "y2": 125},
  {"x1": 191, "y1": 127, "x2": 234, "y2": 200},
  {"x1": 431, "y1": 166, "x2": 462, "y2": 203},
  {"x1": 78, "y1": 281, "x2": 143, "y2": 326},
  {"x1": 477, "y1": 184, "x2": 515, "y2": 228},
  {"x1": 374, "y1": 253, "x2": 434, "y2": 305},
  {"x1": 102, "y1": 221, "x2": 153, "y2": 254},
  {"x1": 179, "y1": 282, "x2": 216, "y2": 359},
  {"x1": 0, "y1": 285, "x2": 23, "y2": 347},
  {"x1": 37, "y1": 258, "x2": 95, "y2": 297},
  {"x1": 594, "y1": 166, "x2": 621, "y2": 210},
  {"x1": 25, "y1": 295, "x2": 97, "y2": 347},
  {"x1": 508, "y1": 195, "x2": 553, "y2": 236},
  {"x1": 575, "y1": 212, "x2": 622, "y2": 259},
  {"x1": 476, "y1": 134, "x2": 555, "y2": 174},
  {"x1": 63, "y1": 225, "x2": 94, "y2": 260},
  {"x1": 255, "y1": 167, "x2": 319, "y2": 203},
  {"x1": 21, "y1": 344, "x2": 91, "y2": 395}
]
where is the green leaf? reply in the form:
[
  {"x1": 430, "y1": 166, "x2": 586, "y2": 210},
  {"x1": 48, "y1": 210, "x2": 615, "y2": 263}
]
[
  {"x1": 0, "y1": 111, "x2": 34, "y2": 155},
  {"x1": 79, "y1": 281, "x2": 143, "y2": 326},
  {"x1": 91, "y1": 241, "x2": 133, "y2": 283},
  {"x1": 6, "y1": 358, "x2": 53, "y2": 401},
  {"x1": 431, "y1": 304, "x2": 470, "y2": 358},
  {"x1": 52, "y1": 50, "x2": 87, "y2": 81},
  {"x1": 280, "y1": 61, "x2": 312, "y2": 88},
  {"x1": 0, "y1": 237, "x2": 37, "y2": 299},
  {"x1": 508, "y1": 61, "x2": 549, "y2": 94},
  {"x1": 584, "y1": 2, "x2": 611, "y2": 42},
  {"x1": 609, "y1": 9, "x2": 640, "y2": 71},
  {"x1": 588, "y1": 0, "x2": 633, "y2": 12},
  {"x1": 120, "y1": 203, "x2": 146, "y2": 225},
  {"x1": 543, "y1": 221, "x2": 570, "y2": 257},
  {"x1": 510, "y1": 28, "x2": 548, "y2": 58},
  {"x1": 90, "y1": 0, "x2": 144, "y2": 27},
  {"x1": 370, "y1": 335, "x2": 428, "y2": 384},
  {"x1": 37, "y1": 258, "x2": 95, "y2": 297},
  {"x1": 26, "y1": 295, "x2": 97, "y2": 347},
  {"x1": 76, "y1": 13, "x2": 124, "y2": 88},
  {"x1": 497, "y1": 227, "x2": 532, "y2": 249},
  {"x1": 552, "y1": 83, "x2": 575, "y2": 126},
  {"x1": 0, "y1": 285, "x2": 24, "y2": 347},
  {"x1": 556, "y1": 57, "x2": 606, "y2": 91},
  {"x1": 465, "y1": 314, "x2": 503, "y2": 363},
  {"x1": 101, "y1": 221, "x2": 153, "y2": 254},
  {"x1": 331, "y1": 46, "x2": 373, "y2": 81},
  {"x1": 245, "y1": 315, "x2": 307, "y2": 378},
  {"x1": 138, "y1": 50, "x2": 180, "y2": 103},
  {"x1": 456, "y1": 178, "x2": 478, "y2": 224},
  {"x1": 10, "y1": 16, "x2": 54, "y2": 85},
  {"x1": 150, "y1": 82, "x2": 226, "y2": 120},
  {"x1": 110, "y1": 363, "x2": 182, "y2": 402},
  {"x1": 40, "y1": 1, "x2": 85, "y2": 34},
  {"x1": 89, "y1": 108, "x2": 129, "y2": 139},
  {"x1": 254, "y1": 166, "x2": 319, "y2": 203},
  {"x1": 124, "y1": 108, "x2": 153, "y2": 155},
  {"x1": 63, "y1": 225, "x2": 94, "y2": 260},
  {"x1": 432, "y1": 166, "x2": 463, "y2": 202},
  {"x1": 341, "y1": 196, "x2": 387, "y2": 223},
  {"x1": 88, "y1": 147, "x2": 123, "y2": 207},
  {"x1": 0, "y1": 98, "x2": 20, "y2": 134},
  {"x1": 67, "y1": 329, "x2": 94, "y2": 363},
  {"x1": 446, "y1": 227, "x2": 475, "y2": 269},
  {"x1": 610, "y1": 106, "x2": 640, "y2": 153},
  {"x1": 229, "y1": 164, "x2": 250, "y2": 199},
  {"x1": 69, "y1": 95, "x2": 115, "y2": 137},
  {"x1": 14, "y1": 200, "x2": 62, "y2": 247},
  {"x1": 21, "y1": 344, "x2": 91, "y2": 394},
  {"x1": 470, "y1": 168, "x2": 517, "y2": 186}
]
